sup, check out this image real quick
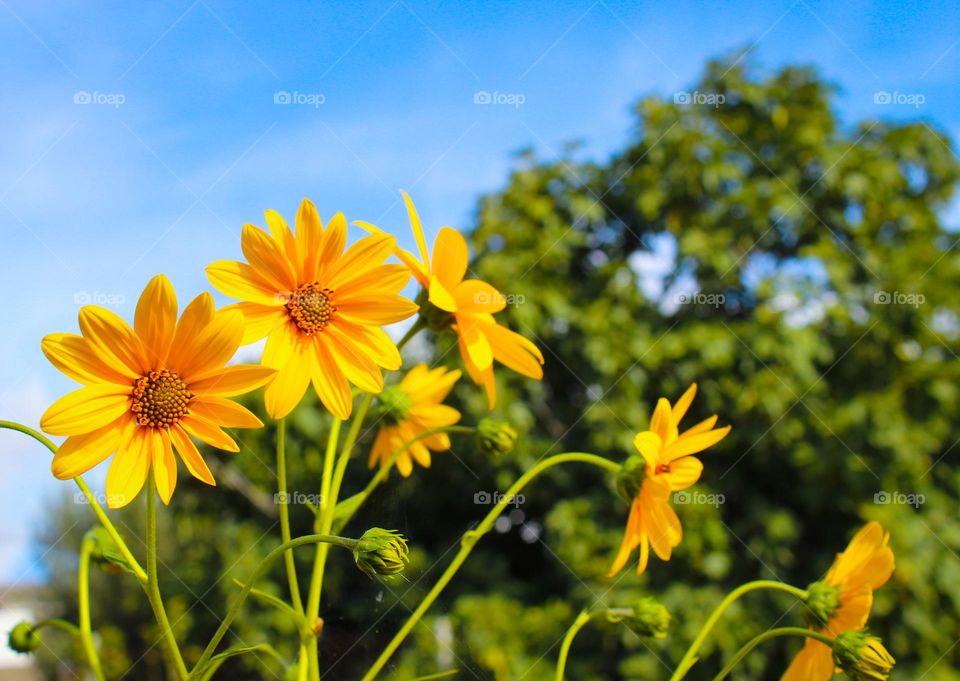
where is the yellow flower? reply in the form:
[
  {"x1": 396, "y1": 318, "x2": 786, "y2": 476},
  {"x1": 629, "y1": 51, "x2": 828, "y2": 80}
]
[
  {"x1": 359, "y1": 191, "x2": 543, "y2": 408},
  {"x1": 207, "y1": 199, "x2": 419, "y2": 420},
  {"x1": 40, "y1": 275, "x2": 274, "y2": 508},
  {"x1": 368, "y1": 364, "x2": 462, "y2": 476},
  {"x1": 610, "y1": 383, "x2": 730, "y2": 575},
  {"x1": 782, "y1": 522, "x2": 895, "y2": 681}
]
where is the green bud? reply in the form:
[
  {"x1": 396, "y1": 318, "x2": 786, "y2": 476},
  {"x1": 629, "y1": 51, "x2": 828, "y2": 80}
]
[
  {"x1": 607, "y1": 597, "x2": 671, "y2": 638},
  {"x1": 354, "y1": 528, "x2": 409, "y2": 581},
  {"x1": 374, "y1": 386, "x2": 414, "y2": 425},
  {"x1": 476, "y1": 418, "x2": 518, "y2": 457},
  {"x1": 616, "y1": 456, "x2": 647, "y2": 502},
  {"x1": 416, "y1": 289, "x2": 455, "y2": 333},
  {"x1": 833, "y1": 630, "x2": 895, "y2": 680},
  {"x1": 803, "y1": 581, "x2": 841, "y2": 629},
  {"x1": 85, "y1": 526, "x2": 127, "y2": 574},
  {"x1": 8, "y1": 622, "x2": 40, "y2": 654}
]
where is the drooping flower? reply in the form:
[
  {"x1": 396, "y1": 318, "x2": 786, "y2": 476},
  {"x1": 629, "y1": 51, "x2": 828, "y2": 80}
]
[
  {"x1": 782, "y1": 522, "x2": 895, "y2": 681},
  {"x1": 206, "y1": 199, "x2": 419, "y2": 420},
  {"x1": 609, "y1": 383, "x2": 730, "y2": 575},
  {"x1": 40, "y1": 275, "x2": 274, "y2": 507},
  {"x1": 832, "y1": 630, "x2": 895, "y2": 681},
  {"x1": 358, "y1": 191, "x2": 543, "y2": 408},
  {"x1": 368, "y1": 363, "x2": 461, "y2": 477}
]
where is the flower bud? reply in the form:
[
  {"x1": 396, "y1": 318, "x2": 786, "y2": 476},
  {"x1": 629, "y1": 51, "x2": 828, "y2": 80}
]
[
  {"x1": 607, "y1": 596, "x2": 671, "y2": 638},
  {"x1": 803, "y1": 581, "x2": 841, "y2": 629},
  {"x1": 354, "y1": 528, "x2": 409, "y2": 581},
  {"x1": 85, "y1": 526, "x2": 126, "y2": 574},
  {"x1": 374, "y1": 387, "x2": 413, "y2": 425},
  {"x1": 616, "y1": 456, "x2": 647, "y2": 502},
  {"x1": 832, "y1": 630, "x2": 895, "y2": 680},
  {"x1": 476, "y1": 418, "x2": 518, "y2": 457},
  {"x1": 8, "y1": 622, "x2": 40, "y2": 654}
]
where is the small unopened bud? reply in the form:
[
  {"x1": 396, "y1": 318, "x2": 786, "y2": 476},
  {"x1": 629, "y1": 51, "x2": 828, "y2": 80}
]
[
  {"x1": 85, "y1": 527, "x2": 125, "y2": 574},
  {"x1": 374, "y1": 387, "x2": 413, "y2": 425},
  {"x1": 354, "y1": 528, "x2": 409, "y2": 581},
  {"x1": 606, "y1": 597, "x2": 671, "y2": 638},
  {"x1": 476, "y1": 418, "x2": 518, "y2": 457},
  {"x1": 8, "y1": 622, "x2": 40, "y2": 654},
  {"x1": 803, "y1": 581, "x2": 841, "y2": 629},
  {"x1": 832, "y1": 630, "x2": 895, "y2": 680},
  {"x1": 616, "y1": 456, "x2": 647, "y2": 502}
]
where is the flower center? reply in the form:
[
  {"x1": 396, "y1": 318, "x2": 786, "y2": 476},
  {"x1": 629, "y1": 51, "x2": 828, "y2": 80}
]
[
  {"x1": 286, "y1": 283, "x2": 336, "y2": 335},
  {"x1": 655, "y1": 463, "x2": 671, "y2": 475},
  {"x1": 131, "y1": 369, "x2": 193, "y2": 428}
]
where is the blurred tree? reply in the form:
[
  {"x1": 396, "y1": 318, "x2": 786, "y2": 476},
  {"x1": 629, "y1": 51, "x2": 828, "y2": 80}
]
[{"x1": 36, "y1": 54, "x2": 960, "y2": 680}]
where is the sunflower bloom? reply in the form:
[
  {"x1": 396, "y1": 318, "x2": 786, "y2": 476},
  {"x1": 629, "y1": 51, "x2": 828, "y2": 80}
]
[
  {"x1": 40, "y1": 275, "x2": 274, "y2": 508},
  {"x1": 610, "y1": 383, "x2": 730, "y2": 575},
  {"x1": 359, "y1": 191, "x2": 543, "y2": 408},
  {"x1": 369, "y1": 364, "x2": 462, "y2": 476},
  {"x1": 781, "y1": 522, "x2": 895, "y2": 681},
  {"x1": 207, "y1": 199, "x2": 419, "y2": 420}
]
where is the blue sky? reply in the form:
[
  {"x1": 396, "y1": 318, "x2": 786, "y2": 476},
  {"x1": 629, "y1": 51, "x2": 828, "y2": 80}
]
[{"x1": 0, "y1": 0, "x2": 956, "y2": 583}]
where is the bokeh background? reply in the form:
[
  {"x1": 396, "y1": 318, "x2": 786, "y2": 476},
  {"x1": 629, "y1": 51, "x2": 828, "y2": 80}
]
[{"x1": 1, "y1": 0, "x2": 959, "y2": 678}]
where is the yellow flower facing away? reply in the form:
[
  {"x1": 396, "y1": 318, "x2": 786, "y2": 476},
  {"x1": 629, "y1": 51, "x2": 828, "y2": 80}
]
[
  {"x1": 781, "y1": 522, "x2": 895, "y2": 681},
  {"x1": 610, "y1": 383, "x2": 731, "y2": 576},
  {"x1": 40, "y1": 275, "x2": 275, "y2": 508},
  {"x1": 369, "y1": 363, "x2": 462, "y2": 477},
  {"x1": 206, "y1": 199, "x2": 419, "y2": 420},
  {"x1": 359, "y1": 191, "x2": 544, "y2": 408}
]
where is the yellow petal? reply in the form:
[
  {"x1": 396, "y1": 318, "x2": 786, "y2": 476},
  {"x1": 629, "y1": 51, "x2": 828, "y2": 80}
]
[
  {"x1": 326, "y1": 233, "x2": 396, "y2": 290},
  {"x1": 206, "y1": 260, "x2": 282, "y2": 306},
  {"x1": 323, "y1": 327, "x2": 384, "y2": 394},
  {"x1": 51, "y1": 421, "x2": 123, "y2": 479},
  {"x1": 105, "y1": 426, "x2": 154, "y2": 508},
  {"x1": 317, "y1": 212, "x2": 347, "y2": 276},
  {"x1": 336, "y1": 294, "x2": 419, "y2": 326},
  {"x1": 171, "y1": 292, "x2": 215, "y2": 351},
  {"x1": 174, "y1": 309, "x2": 245, "y2": 381},
  {"x1": 189, "y1": 364, "x2": 276, "y2": 397},
  {"x1": 482, "y1": 319, "x2": 544, "y2": 379},
  {"x1": 401, "y1": 190, "x2": 432, "y2": 272},
  {"x1": 334, "y1": 264, "x2": 411, "y2": 298},
  {"x1": 225, "y1": 302, "x2": 287, "y2": 345},
  {"x1": 241, "y1": 224, "x2": 298, "y2": 290},
  {"x1": 265, "y1": 208, "x2": 298, "y2": 268},
  {"x1": 780, "y1": 639, "x2": 835, "y2": 681},
  {"x1": 296, "y1": 198, "x2": 324, "y2": 281},
  {"x1": 661, "y1": 456, "x2": 703, "y2": 490},
  {"x1": 431, "y1": 227, "x2": 468, "y2": 291},
  {"x1": 41, "y1": 385, "x2": 131, "y2": 436},
  {"x1": 153, "y1": 431, "x2": 178, "y2": 505},
  {"x1": 190, "y1": 395, "x2": 263, "y2": 428},
  {"x1": 453, "y1": 280, "x2": 506, "y2": 314},
  {"x1": 263, "y1": 341, "x2": 312, "y2": 419},
  {"x1": 632, "y1": 431, "x2": 663, "y2": 468},
  {"x1": 663, "y1": 425, "x2": 731, "y2": 461},
  {"x1": 181, "y1": 413, "x2": 239, "y2": 452},
  {"x1": 671, "y1": 383, "x2": 697, "y2": 426},
  {"x1": 609, "y1": 499, "x2": 642, "y2": 576},
  {"x1": 134, "y1": 274, "x2": 177, "y2": 364},
  {"x1": 456, "y1": 317, "x2": 494, "y2": 371},
  {"x1": 313, "y1": 340, "x2": 354, "y2": 419},
  {"x1": 79, "y1": 306, "x2": 149, "y2": 377},
  {"x1": 649, "y1": 398, "x2": 673, "y2": 442},
  {"x1": 330, "y1": 319, "x2": 402, "y2": 370},
  {"x1": 428, "y1": 276, "x2": 459, "y2": 312},
  {"x1": 168, "y1": 424, "x2": 215, "y2": 486},
  {"x1": 42, "y1": 333, "x2": 134, "y2": 385}
]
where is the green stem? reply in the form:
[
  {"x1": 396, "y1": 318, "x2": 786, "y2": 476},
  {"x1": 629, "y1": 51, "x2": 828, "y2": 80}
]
[
  {"x1": 669, "y1": 580, "x2": 808, "y2": 681},
  {"x1": 31, "y1": 618, "x2": 81, "y2": 637},
  {"x1": 555, "y1": 610, "x2": 593, "y2": 681},
  {"x1": 359, "y1": 452, "x2": 620, "y2": 681},
  {"x1": 711, "y1": 627, "x2": 835, "y2": 681},
  {"x1": 146, "y1": 475, "x2": 189, "y2": 681},
  {"x1": 277, "y1": 418, "x2": 305, "y2": 616},
  {"x1": 78, "y1": 537, "x2": 106, "y2": 681},
  {"x1": 334, "y1": 425, "x2": 476, "y2": 533},
  {"x1": 190, "y1": 534, "x2": 358, "y2": 680},
  {"x1": 0, "y1": 421, "x2": 147, "y2": 582},
  {"x1": 396, "y1": 318, "x2": 426, "y2": 351}
]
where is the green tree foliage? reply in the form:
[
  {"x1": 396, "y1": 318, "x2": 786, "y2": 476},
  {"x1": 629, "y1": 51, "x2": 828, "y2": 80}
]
[{"x1": 37, "y1": 55, "x2": 960, "y2": 679}]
